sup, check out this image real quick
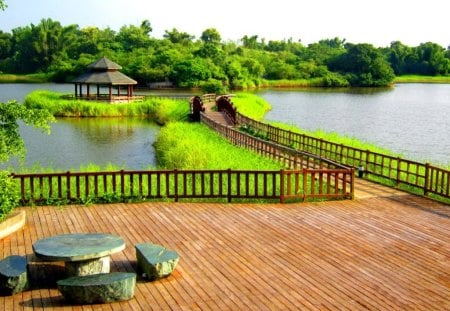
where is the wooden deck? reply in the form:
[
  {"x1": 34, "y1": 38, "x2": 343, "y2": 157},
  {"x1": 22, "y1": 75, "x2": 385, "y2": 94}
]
[{"x1": 1, "y1": 191, "x2": 449, "y2": 310}]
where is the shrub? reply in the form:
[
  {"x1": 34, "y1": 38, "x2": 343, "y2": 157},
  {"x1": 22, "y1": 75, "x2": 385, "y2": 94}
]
[{"x1": 0, "y1": 171, "x2": 20, "y2": 221}]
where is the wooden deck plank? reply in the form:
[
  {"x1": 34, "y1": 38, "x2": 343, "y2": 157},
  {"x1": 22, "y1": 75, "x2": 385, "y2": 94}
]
[{"x1": 0, "y1": 192, "x2": 449, "y2": 310}]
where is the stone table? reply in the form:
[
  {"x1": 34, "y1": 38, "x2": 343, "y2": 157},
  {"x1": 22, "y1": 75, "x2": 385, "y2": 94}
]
[{"x1": 33, "y1": 233, "x2": 126, "y2": 277}]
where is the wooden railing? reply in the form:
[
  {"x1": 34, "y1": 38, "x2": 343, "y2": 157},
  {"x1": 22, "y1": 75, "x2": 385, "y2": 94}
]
[
  {"x1": 11, "y1": 168, "x2": 353, "y2": 205},
  {"x1": 201, "y1": 113, "x2": 354, "y2": 199},
  {"x1": 235, "y1": 112, "x2": 450, "y2": 201},
  {"x1": 216, "y1": 96, "x2": 237, "y2": 125}
]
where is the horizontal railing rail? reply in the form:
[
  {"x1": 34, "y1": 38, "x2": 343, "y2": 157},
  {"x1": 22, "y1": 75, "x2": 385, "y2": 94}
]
[
  {"x1": 11, "y1": 168, "x2": 353, "y2": 205},
  {"x1": 201, "y1": 112, "x2": 354, "y2": 199},
  {"x1": 235, "y1": 112, "x2": 450, "y2": 201}
]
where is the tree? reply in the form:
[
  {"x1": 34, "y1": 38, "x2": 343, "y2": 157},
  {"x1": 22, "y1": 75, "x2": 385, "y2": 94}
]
[
  {"x1": 0, "y1": 0, "x2": 6, "y2": 10},
  {"x1": 414, "y1": 42, "x2": 449, "y2": 75},
  {"x1": 0, "y1": 30, "x2": 12, "y2": 59},
  {"x1": 200, "y1": 28, "x2": 221, "y2": 45},
  {"x1": 31, "y1": 18, "x2": 64, "y2": 70},
  {"x1": 163, "y1": 28, "x2": 194, "y2": 45},
  {"x1": 388, "y1": 41, "x2": 413, "y2": 75},
  {"x1": 169, "y1": 58, "x2": 211, "y2": 87},
  {"x1": 0, "y1": 101, "x2": 54, "y2": 163},
  {"x1": 117, "y1": 21, "x2": 152, "y2": 51},
  {"x1": 330, "y1": 43, "x2": 395, "y2": 86},
  {"x1": 0, "y1": 100, "x2": 54, "y2": 219}
]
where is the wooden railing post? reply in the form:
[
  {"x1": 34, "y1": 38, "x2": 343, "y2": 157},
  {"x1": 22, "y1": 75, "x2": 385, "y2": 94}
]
[
  {"x1": 280, "y1": 169, "x2": 285, "y2": 203},
  {"x1": 120, "y1": 170, "x2": 125, "y2": 196},
  {"x1": 227, "y1": 168, "x2": 232, "y2": 203},
  {"x1": 174, "y1": 169, "x2": 178, "y2": 202},
  {"x1": 424, "y1": 163, "x2": 430, "y2": 196},
  {"x1": 66, "y1": 171, "x2": 71, "y2": 201}
]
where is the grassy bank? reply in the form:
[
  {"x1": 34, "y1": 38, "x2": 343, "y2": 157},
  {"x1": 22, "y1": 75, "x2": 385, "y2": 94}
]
[
  {"x1": 0, "y1": 73, "x2": 50, "y2": 83},
  {"x1": 155, "y1": 122, "x2": 282, "y2": 170},
  {"x1": 24, "y1": 90, "x2": 189, "y2": 124},
  {"x1": 394, "y1": 75, "x2": 450, "y2": 83},
  {"x1": 232, "y1": 93, "x2": 272, "y2": 120}
]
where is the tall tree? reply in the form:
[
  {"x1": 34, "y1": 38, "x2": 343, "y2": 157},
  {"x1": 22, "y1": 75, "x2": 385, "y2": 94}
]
[
  {"x1": 330, "y1": 43, "x2": 395, "y2": 86},
  {"x1": 200, "y1": 28, "x2": 221, "y2": 45}
]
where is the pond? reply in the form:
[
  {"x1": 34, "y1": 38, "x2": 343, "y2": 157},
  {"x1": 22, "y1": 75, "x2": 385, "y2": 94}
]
[
  {"x1": 1, "y1": 83, "x2": 449, "y2": 170},
  {"x1": 1, "y1": 84, "x2": 159, "y2": 170},
  {"x1": 259, "y1": 84, "x2": 450, "y2": 165}
]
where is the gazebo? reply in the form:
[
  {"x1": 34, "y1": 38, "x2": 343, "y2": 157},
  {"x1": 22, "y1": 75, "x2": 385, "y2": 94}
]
[{"x1": 72, "y1": 57, "x2": 141, "y2": 102}]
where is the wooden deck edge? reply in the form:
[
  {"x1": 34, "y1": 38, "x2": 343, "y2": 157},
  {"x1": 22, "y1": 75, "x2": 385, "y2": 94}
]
[{"x1": 0, "y1": 210, "x2": 26, "y2": 240}]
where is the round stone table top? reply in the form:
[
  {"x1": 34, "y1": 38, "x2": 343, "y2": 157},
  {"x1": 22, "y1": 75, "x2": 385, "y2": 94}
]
[{"x1": 33, "y1": 233, "x2": 126, "y2": 262}]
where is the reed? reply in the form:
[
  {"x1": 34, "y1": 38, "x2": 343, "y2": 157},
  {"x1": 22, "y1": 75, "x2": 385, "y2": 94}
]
[
  {"x1": 0, "y1": 73, "x2": 49, "y2": 83},
  {"x1": 154, "y1": 122, "x2": 283, "y2": 170},
  {"x1": 24, "y1": 90, "x2": 189, "y2": 124},
  {"x1": 394, "y1": 75, "x2": 450, "y2": 84}
]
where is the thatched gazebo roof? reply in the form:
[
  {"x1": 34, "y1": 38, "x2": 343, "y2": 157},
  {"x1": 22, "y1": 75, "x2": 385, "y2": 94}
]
[
  {"x1": 71, "y1": 57, "x2": 141, "y2": 102},
  {"x1": 72, "y1": 56, "x2": 137, "y2": 85}
]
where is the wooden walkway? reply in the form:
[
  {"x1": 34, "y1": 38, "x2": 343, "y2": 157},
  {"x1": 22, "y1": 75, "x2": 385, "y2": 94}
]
[{"x1": 1, "y1": 190, "x2": 449, "y2": 310}]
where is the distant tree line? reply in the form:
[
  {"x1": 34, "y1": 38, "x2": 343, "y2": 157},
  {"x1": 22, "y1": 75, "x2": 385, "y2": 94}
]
[{"x1": 0, "y1": 18, "x2": 449, "y2": 89}]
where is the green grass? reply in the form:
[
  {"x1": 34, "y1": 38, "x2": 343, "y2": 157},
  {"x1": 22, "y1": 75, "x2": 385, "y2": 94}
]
[
  {"x1": 232, "y1": 93, "x2": 272, "y2": 120},
  {"x1": 258, "y1": 78, "x2": 325, "y2": 88},
  {"x1": 268, "y1": 121, "x2": 395, "y2": 156},
  {"x1": 0, "y1": 73, "x2": 50, "y2": 83},
  {"x1": 394, "y1": 75, "x2": 450, "y2": 84},
  {"x1": 155, "y1": 122, "x2": 283, "y2": 170},
  {"x1": 24, "y1": 90, "x2": 189, "y2": 124}
]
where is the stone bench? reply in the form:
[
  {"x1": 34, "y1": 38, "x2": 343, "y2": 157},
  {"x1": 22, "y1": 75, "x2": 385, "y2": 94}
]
[
  {"x1": 0, "y1": 255, "x2": 29, "y2": 295},
  {"x1": 57, "y1": 272, "x2": 136, "y2": 304},
  {"x1": 135, "y1": 243, "x2": 179, "y2": 281}
]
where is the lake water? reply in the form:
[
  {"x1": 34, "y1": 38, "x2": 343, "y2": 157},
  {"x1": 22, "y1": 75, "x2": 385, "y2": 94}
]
[
  {"x1": 259, "y1": 84, "x2": 450, "y2": 165},
  {"x1": 1, "y1": 83, "x2": 449, "y2": 169},
  {"x1": 1, "y1": 84, "x2": 159, "y2": 170}
]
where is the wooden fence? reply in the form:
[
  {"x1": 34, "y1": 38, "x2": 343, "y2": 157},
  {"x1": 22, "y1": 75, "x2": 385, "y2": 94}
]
[
  {"x1": 235, "y1": 112, "x2": 450, "y2": 200},
  {"x1": 201, "y1": 113, "x2": 354, "y2": 199},
  {"x1": 11, "y1": 168, "x2": 353, "y2": 205}
]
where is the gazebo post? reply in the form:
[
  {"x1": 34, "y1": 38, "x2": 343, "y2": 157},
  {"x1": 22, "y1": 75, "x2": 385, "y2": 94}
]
[
  {"x1": 109, "y1": 85, "x2": 112, "y2": 101},
  {"x1": 87, "y1": 84, "x2": 90, "y2": 98},
  {"x1": 74, "y1": 83, "x2": 78, "y2": 98},
  {"x1": 97, "y1": 85, "x2": 100, "y2": 100}
]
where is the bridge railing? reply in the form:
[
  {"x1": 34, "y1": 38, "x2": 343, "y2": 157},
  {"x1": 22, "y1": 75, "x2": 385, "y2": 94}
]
[
  {"x1": 235, "y1": 112, "x2": 450, "y2": 201},
  {"x1": 201, "y1": 112, "x2": 354, "y2": 200},
  {"x1": 11, "y1": 167, "x2": 353, "y2": 205}
]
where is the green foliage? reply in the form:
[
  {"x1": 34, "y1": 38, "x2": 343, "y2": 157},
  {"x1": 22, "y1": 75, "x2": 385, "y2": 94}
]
[
  {"x1": 201, "y1": 79, "x2": 227, "y2": 94},
  {"x1": 0, "y1": 17, "x2": 447, "y2": 87},
  {"x1": 0, "y1": 100, "x2": 55, "y2": 163},
  {"x1": 0, "y1": 171, "x2": 19, "y2": 221},
  {"x1": 387, "y1": 41, "x2": 449, "y2": 76},
  {"x1": 329, "y1": 43, "x2": 395, "y2": 86}
]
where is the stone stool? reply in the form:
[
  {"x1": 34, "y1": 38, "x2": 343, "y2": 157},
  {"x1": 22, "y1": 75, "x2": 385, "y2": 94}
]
[
  {"x1": 135, "y1": 243, "x2": 179, "y2": 281},
  {"x1": 0, "y1": 255, "x2": 29, "y2": 295},
  {"x1": 57, "y1": 272, "x2": 136, "y2": 304}
]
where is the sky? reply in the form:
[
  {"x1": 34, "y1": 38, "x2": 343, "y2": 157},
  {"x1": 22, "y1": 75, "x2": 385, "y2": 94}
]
[{"x1": 0, "y1": 0, "x2": 448, "y2": 48}]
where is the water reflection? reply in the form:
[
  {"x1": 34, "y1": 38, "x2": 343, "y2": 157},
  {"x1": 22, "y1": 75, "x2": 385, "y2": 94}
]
[{"x1": 4, "y1": 118, "x2": 159, "y2": 171}]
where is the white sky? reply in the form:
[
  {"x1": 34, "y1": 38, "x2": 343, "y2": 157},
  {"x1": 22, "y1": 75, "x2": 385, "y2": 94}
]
[{"x1": 0, "y1": 0, "x2": 448, "y2": 48}]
